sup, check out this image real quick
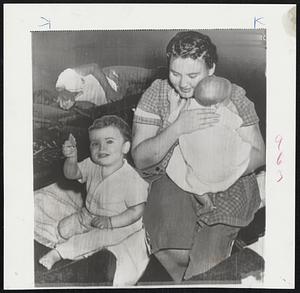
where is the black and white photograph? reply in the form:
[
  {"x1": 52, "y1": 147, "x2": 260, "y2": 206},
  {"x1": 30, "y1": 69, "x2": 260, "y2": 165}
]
[
  {"x1": 31, "y1": 29, "x2": 266, "y2": 287},
  {"x1": 4, "y1": 4, "x2": 296, "y2": 289}
]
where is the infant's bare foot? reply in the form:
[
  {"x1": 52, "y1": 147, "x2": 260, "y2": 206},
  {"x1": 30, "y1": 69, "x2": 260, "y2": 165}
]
[{"x1": 39, "y1": 249, "x2": 61, "y2": 270}]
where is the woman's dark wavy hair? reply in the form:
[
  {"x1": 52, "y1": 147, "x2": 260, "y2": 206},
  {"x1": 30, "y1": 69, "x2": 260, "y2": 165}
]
[
  {"x1": 166, "y1": 31, "x2": 218, "y2": 69},
  {"x1": 88, "y1": 115, "x2": 131, "y2": 142}
]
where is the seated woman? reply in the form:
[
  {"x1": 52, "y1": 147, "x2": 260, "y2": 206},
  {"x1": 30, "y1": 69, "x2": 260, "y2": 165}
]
[{"x1": 131, "y1": 30, "x2": 265, "y2": 282}]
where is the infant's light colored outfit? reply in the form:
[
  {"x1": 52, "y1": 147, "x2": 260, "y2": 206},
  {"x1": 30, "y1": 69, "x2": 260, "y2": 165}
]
[{"x1": 166, "y1": 95, "x2": 252, "y2": 195}]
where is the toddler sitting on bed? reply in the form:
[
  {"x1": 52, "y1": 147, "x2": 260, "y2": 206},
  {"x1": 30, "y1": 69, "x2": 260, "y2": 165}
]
[
  {"x1": 166, "y1": 75, "x2": 253, "y2": 214},
  {"x1": 39, "y1": 115, "x2": 149, "y2": 277}
]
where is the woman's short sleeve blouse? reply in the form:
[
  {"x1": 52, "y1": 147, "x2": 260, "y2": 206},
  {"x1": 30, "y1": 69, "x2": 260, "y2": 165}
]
[{"x1": 133, "y1": 79, "x2": 260, "y2": 181}]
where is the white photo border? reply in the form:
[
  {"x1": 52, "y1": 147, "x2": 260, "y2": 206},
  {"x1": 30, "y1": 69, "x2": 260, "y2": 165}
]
[{"x1": 4, "y1": 4, "x2": 296, "y2": 289}]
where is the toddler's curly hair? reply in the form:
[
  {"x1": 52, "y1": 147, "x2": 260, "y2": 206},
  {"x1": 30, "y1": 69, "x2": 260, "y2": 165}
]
[{"x1": 88, "y1": 115, "x2": 132, "y2": 142}]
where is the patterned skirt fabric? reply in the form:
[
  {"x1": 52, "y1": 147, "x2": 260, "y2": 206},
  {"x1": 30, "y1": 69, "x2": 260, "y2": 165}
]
[{"x1": 197, "y1": 173, "x2": 261, "y2": 227}]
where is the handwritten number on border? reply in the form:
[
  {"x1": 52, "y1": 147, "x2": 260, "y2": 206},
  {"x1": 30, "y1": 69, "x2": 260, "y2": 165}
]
[{"x1": 275, "y1": 135, "x2": 284, "y2": 182}]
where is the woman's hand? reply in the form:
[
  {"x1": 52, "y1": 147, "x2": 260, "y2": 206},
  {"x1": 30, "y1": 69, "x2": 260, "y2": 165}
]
[
  {"x1": 173, "y1": 99, "x2": 220, "y2": 136},
  {"x1": 91, "y1": 215, "x2": 112, "y2": 229}
]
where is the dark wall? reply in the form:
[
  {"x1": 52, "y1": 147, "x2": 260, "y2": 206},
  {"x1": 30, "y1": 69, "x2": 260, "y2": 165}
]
[{"x1": 32, "y1": 29, "x2": 266, "y2": 138}]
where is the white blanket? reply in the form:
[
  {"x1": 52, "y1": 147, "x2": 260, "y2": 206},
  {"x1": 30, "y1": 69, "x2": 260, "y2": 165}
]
[{"x1": 166, "y1": 98, "x2": 252, "y2": 195}]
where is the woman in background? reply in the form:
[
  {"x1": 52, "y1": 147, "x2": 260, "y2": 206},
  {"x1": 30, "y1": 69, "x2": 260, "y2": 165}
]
[{"x1": 55, "y1": 63, "x2": 121, "y2": 110}]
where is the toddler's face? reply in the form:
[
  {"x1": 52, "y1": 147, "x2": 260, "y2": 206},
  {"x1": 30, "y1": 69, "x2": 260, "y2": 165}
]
[
  {"x1": 194, "y1": 76, "x2": 231, "y2": 107},
  {"x1": 89, "y1": 126, "x2": 130, "y2": 168}
]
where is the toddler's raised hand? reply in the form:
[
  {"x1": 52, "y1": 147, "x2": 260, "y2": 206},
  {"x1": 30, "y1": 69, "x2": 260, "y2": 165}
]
[{"x1": 62, "y1": 133, "x2": 77, "y2": 158}]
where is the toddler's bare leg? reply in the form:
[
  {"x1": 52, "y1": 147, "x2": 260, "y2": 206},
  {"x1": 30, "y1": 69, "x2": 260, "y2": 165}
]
[{"x1": 39, "y1": 249, "x2": 62, "y2": 270}]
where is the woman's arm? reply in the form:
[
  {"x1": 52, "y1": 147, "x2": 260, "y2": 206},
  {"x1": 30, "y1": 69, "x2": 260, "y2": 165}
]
[
  {"x1": 237, "y1": 123, "x2": 266, "y2": 174},
  {"x1": 132, "y1": 103, "x2": 220, "y2": 169},
  {"x1": 131, "y1": 122, "x2": 181, "y2": 169}
]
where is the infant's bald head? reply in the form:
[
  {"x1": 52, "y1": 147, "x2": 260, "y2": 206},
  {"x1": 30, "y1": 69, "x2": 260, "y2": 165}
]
[{"x1": 194, "y1": 75, "x2": 232, "y2": 107}]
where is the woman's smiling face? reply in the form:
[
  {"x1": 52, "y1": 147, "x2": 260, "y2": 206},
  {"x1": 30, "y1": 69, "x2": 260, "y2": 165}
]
[{"x1": 169, "y1": 56, "x2": 215, "y2": 99}]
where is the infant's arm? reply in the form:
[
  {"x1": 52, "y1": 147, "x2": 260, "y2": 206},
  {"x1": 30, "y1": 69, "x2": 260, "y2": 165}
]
[{"x1": 110, "y1": 202, "x2": 146, "y2": 228}]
